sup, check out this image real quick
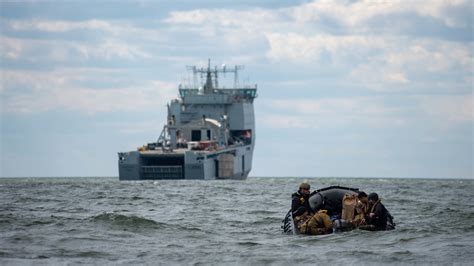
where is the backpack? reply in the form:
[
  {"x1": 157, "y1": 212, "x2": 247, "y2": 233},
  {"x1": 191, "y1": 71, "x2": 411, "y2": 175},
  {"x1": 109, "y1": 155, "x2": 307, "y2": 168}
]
[{"x1": 341, "y1": 194, "x2": 357, "y2": 222}]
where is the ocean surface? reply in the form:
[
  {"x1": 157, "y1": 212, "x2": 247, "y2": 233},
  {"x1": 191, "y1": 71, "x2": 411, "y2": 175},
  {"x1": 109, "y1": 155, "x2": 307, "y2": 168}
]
[{"x1": 1, "y1": 177, "x2": 473, "y2": 265}]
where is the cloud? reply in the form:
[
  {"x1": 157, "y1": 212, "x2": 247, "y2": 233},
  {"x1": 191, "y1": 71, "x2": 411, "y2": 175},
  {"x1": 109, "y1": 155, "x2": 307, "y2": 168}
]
[
  {"x1": 265, "y1": 31, "x2": 471, "y2": 67},
  {"x1": 1, "y1": 36, "x2": 24, "y2": 59},
  {"x1": 259, "y1": 95, "x2": 472, "y2": 130},
  {"x1": 2, "y1": 1, "x2": 472, "y2": 118},
  {"x1": 292, "y1": 0, "x2": 470, "y2": 28},
  {"x1": 156, "y1": 1, "x2": 470, "y2": 95},
  {"x1": 259, "y1": 97, "x2": 407, "y2": 129},
  {"x1": 163, "y1": 0, "x2": 471, "y2": 39},
  {"x1": 163, "y1": 0, "x2": 471, "y2": 30},
  {"x1": 264, "y1": 32, "x2": 386, "y2": 62},
  {"x1": 164, "y1": 8, "x2": 280, "y2": 28},
  {"x1": 5, "y1": 18, "x2": 162, "y2": 41},
  {"x1": 163, "y1": 8, "x2": 277, "y2": 54},
  {"x1": 161, "y1": 1, "x2": 472, "y2": 86},
  {"x1": 383, "y1": 41, "x2": 472, "y2": 72},
  {"x1": 2, "y1": 19, "x2": 162, "y2": 62},
  {"x1": 348, "y1": 64, "x2": 410, "y2": 89},
  {"x1": 74, "y1": 38, "x2": 152, "y2": 60},
  {"x1": 348, "y1": 39, "x2": 472, "y2": 89},
  {"x1": 1, "y1": 69, "x2": 176, "y2": 114},
  {"x1": 263, "y1": 31, "x2": 472, "y2": 91},
  {"x1": 1, "y1": 35, "x2": 152, "y2": 62},
  {"x1": 8, "y1": 19, "x2": 117, "y2": 33}
]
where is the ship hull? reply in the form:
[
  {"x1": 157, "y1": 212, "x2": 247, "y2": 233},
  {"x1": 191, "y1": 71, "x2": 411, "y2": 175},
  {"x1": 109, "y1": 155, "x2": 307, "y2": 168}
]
[{"x1": 118, "y1": 145, "x2": 253, "y2": 180}]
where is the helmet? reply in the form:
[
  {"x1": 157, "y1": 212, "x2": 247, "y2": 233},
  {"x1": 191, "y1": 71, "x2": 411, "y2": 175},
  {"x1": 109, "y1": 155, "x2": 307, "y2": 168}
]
[
  {"x1": 368, "y1": 193, "x2": 379, "y2": 202},
  {"x1": 299, "y1": 182, "x2": 310, "y2": 190}
]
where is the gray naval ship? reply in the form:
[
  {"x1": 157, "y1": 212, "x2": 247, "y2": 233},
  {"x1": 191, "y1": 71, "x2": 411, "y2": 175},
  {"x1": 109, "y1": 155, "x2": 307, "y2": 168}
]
[{"x1": 118, "y1": 60, "x2": 257, "y2": 180}]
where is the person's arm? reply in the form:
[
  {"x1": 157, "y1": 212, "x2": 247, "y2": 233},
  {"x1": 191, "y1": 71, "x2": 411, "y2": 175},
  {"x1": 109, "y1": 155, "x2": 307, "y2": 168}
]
[{"x1": 368, "y1": 204, "x2": 383, "y2": 223}]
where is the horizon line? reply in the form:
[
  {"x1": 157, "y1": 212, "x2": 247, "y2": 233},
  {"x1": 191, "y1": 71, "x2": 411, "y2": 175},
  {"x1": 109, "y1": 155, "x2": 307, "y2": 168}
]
[{"x1": 0, "y1": 176, "x2": 472, "y2": 180}]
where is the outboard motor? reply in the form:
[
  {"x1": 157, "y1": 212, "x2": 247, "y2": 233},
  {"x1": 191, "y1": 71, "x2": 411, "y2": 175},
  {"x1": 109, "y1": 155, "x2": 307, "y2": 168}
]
[{"x1": 281, "y1": 210, "x2": 295, "y2": 234}]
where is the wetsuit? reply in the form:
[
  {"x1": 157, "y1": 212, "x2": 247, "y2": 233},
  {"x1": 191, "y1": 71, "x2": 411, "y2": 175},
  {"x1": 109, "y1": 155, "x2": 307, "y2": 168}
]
[{"x1": 291, "y1": 191, "x2": 311, "y2": 218}]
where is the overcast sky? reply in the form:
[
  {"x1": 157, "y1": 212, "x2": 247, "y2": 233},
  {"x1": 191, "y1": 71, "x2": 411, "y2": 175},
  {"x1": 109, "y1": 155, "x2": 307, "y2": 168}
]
[{"x1": 1, "y1": 0, "x2": 472, "y2": 179}]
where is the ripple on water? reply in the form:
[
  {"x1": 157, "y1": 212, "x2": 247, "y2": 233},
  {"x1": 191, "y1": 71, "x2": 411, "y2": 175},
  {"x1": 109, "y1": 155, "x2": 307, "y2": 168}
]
[{"x1": 90, "y1": 212, "x2": 164, "y2": 232}]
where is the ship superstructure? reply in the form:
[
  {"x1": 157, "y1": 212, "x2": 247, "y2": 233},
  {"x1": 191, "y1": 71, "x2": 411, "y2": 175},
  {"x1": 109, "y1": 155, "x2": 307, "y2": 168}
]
[{"x1": 118, "y1": 60, "x2": 257, "y2": 180}]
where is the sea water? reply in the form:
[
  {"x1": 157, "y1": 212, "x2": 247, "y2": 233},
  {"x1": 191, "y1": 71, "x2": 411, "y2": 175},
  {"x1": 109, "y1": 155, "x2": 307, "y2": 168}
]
[{"x1": 1, "y1": 177, "x2": 473, "y2": 265}]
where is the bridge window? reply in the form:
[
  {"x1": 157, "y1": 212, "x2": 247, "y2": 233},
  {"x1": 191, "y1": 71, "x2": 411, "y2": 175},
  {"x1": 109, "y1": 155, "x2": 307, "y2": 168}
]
[{"x1": 192, "y1": 130, "x2": 201, "y2": 141}]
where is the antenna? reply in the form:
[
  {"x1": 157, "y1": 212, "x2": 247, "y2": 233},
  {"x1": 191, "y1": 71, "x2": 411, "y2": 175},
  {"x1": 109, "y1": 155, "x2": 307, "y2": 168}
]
[
  {"x1": 233, "y1": 65, "x2": 244, "y2": 88},
  {"x1": 214, "y1": 65, "x2": 218, "y2": 88},
  {"x1": 185, "y1": 60, "x2": 245, "y2": 91}
]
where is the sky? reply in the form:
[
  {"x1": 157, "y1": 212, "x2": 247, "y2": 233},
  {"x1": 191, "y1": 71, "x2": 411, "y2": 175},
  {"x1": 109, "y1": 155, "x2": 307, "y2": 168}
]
[{"x1": 0, "y1": 0, "x2": 472, "y2": 179}]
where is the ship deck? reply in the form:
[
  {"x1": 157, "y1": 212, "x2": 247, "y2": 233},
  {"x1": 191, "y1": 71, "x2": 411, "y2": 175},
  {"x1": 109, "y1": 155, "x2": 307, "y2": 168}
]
[{"x1": 138, "y1": 144, "x2": 246, "y2": 156}]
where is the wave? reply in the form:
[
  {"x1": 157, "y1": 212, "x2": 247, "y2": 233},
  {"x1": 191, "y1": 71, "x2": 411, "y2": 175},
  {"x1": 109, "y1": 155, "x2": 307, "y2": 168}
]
[
  {"x1": 237, "y1": 241, "x2": 262, "y2": 246},
  {"x1": 131, "y1": 196, "x2": 145, "y2": 200},
  {"x1": 247, "y1": 210, "x2": 278, "y2": 215},
  {"x1": 24, "y1": 220, "x2": 55, "y2": 227},
  {"x1": 250, "y1": 217, "x2": 282, "y2": 225},
  {"x1": 90, "y1": 213, "x2": 164, "y2": 231},
  {"x1": 74, "y1": 251, "x2": 110, "y2": 258}
]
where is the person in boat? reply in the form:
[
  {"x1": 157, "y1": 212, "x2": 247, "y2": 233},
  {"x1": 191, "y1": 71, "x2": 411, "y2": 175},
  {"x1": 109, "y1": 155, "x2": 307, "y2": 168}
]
[
  {"x1": 290, "y1": 182, "x2": 333, "y2": 235},
  {"x1": 291, "y1": 182, "x2": 313, "y2": 231},
  {"x1": 358, "y1": 192, "x2": 389, "y2": 231},
  {"x1": 299, "y1": 209, "x2": 333, "y2": 235},
  {"x1": 291, "y1": 182, "x2": 312, "y2": 219},
  {"x1": 352, "y1": 191, "x2": 369, "y2": 227}
]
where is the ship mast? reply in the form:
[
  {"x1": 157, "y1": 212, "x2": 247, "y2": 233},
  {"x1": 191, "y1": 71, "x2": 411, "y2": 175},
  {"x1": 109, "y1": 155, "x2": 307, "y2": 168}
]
[
  {"x1": 186, "y1": 59, "x2": 244, "y2": 92},
  {"x1": 204, "y1": 59, "x2": 213, "y2": 93}
]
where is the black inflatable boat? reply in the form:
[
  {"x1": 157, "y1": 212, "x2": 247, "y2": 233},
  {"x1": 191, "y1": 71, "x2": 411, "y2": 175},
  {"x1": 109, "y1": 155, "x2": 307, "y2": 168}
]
[
  {"x1": 282, "y1": 186, "x2": 359, "y2": 234},
  {"x1": 282, "y1": 185, "x2": 395, "y2": 234}
]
